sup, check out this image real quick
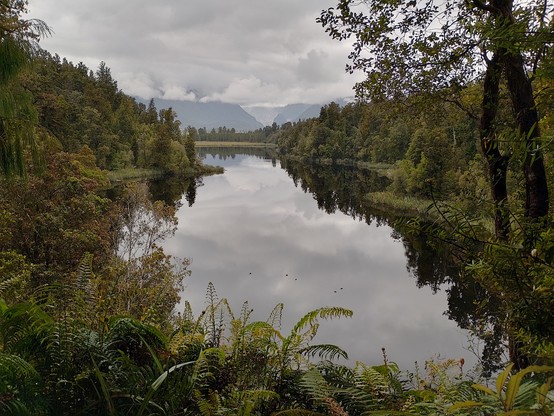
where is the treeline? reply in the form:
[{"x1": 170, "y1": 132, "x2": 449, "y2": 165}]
[
  {"x1": 272, "y1": 85, "x2": 554, "y2": 206},
  {"x1": 273, "y1": 98, "x2": 481, "y2": 199},
  {"x1": 23, "y1": 52, "x2": 200, "y2": 175},
  {"x1": 195, "y1": 123, "x2": 280, "y2": 142}
]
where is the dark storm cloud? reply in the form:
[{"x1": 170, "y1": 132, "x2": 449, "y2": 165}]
[{"x1": 28, "y1": 0, "x2": 364, "y2": 106}]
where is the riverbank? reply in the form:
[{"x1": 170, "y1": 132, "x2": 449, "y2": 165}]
[
  {"x1": 280, "y1": 154, "x2": 393, "y2": 172},
  {"x1": 195, "y1": 141, "x2": 276, "y2": 148},
  {"x1": 107, "y1": 164, "x2": 224, "y2": 183},
  {"x1": 365, "y1": 191, "x2": 434, "y2": 218}
]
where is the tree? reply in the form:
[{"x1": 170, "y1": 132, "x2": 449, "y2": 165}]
[
  {"x1": 319, "y1": 0, "x2": 552, "y2": 239},
  {"x1": 184, "y1": 126, "x2": 198, "y2": 166},
  {"x1": 0, "y1": 0, "x2": 50, "y2": 175}
]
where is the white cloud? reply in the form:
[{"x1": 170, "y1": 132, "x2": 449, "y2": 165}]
[{"x1": 28, "y1": 0, "x2": 364, "y2": 106}]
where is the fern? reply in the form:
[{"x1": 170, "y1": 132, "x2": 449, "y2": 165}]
[
  {"x1": 290, "y1": 307, "x2": 353, "y2": 336},
  {"x1": 301, "y1": 367, "x2": 332, "y2": 401},
  {"x1": 202, "y1": 284, "x2": 234, "y2": 348},
  {"x1": 267, "y1": 302, "x2": 284, "y2": 330},
  {"x1": 0, "y1": 301, "x2": 53, "y2": 356},
  {"x1": 300, "y1": 344, "x2": 349, "y2": 361}
]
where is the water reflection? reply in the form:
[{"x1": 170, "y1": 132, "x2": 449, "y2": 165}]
[
  {"x1": 158, "y1": 151, "x2": 480, "y2": 370},
  {"x1": 197, "y1": 146, "x2": 278, "y2": 166},
  {"x1": 282, "y1": 160, "x2": 390, "y2": 223}
]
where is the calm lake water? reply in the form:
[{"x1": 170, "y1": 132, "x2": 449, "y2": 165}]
[{"x1": 160, "y1": 152, "x2": 475, "y2": 370}]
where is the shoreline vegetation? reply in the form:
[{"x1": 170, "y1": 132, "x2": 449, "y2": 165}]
[
  {"x1": 194, "y1": 140, "x2": 277, "y2": 147},
  {"x1": 107, "y1": 163, "x2": 224, "y2": 183}
]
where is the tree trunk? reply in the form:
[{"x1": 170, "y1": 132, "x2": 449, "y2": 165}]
[
  {"x1": 504, "y1": 52, "x2": 549, "y2": 222},
  {"x1": 480, "y1": 51, "x2": 510, "y2": 241}
]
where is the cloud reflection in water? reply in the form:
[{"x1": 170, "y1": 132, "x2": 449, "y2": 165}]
[{"x1": 162, "y1": 154, "x2": 471, "y2": 369}]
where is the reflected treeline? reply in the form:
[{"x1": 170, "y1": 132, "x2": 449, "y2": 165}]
[
  {"x1": 398, "y1": 224, "x2": 505, "y2": 374},
  {"x1": 148, "y1": 176, "x2": 203, "y2": 208},
  {"x1": 198, "y1": 146, "x2": 278, "y2": 166},
  {"x1": 108, "y1": 176, "x2": 203, "y2": 209},
  {"x1": 281, "y1": 158, "x2": 504, "y2": 374},
  {"x1": 280, "y1": 158, "x2": 391, "y2": 225}
]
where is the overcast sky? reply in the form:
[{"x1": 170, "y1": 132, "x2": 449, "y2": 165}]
[{"x1": 28, "y1": 0, "x2": 364, "y2": 107}]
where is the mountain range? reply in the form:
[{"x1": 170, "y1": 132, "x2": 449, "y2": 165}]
[{"x1": 139, "y1": 97, "x2": 350, "y2": 132}]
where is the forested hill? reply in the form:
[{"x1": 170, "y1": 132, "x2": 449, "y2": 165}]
[{"x1": 22, "y1": 52, "x2": 200, "y2": 174}]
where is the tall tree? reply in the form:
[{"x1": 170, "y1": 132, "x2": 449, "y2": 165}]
[{"x1": 0, "y1": 0, "x2": 50, "y2": 175}]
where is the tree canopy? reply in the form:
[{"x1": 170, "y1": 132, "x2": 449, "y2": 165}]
[{"x1": 319, "y1": 0, "x2": 553, "y2": 239}]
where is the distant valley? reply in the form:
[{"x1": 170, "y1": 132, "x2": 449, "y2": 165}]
[{"x1": 137, "y1": 97, "x2": 349, "y2": 131}]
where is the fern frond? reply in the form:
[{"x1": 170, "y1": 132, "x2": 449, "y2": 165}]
[
  {"x1": 76, "y1": 253, "x2": 93, "y2": 291},
  {"x1": 183, "y1": 301, "x2": 194, "y2": 321},
  {"x1": 322, "y1": 396, "x2": 349, "y2": 416},
  {"x1": 0, "y1": 301, "x2": 53, "y2": 355},
  {"x1": 239, "y1": 301, "x2": 252, "y2": 325},
  {"x1": 205, "y1": 282, "x2": 219, "y2": 308},
  {"x1": 267, "y1": 303, "x2": 284, "y2": 330},
  {"x1": 244, "y1": 321, "x2": 282, "y2": 339},
  {"x1": 291, "y1": 307, "x2": 353, "y2": 336},
  {"x1": 192, "y1": 347, "x2": 226, "y2": 390},
  {"x1": 300, "y1": 344, "x2": 349, "y2": 361},
  {"x1": 301, "y1": 367, "x2": 332, "y2": 400},
  {"x1": 0, "y1": 353, "x2": 39, "y2": 382}
]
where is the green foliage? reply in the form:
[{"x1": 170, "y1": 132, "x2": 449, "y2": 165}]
[
  {"x1": 275, "y1": 96, "x2": 479, "y2": 205},
  {"x1": 451, "y1": 364, "x2": 554, "y2": 415},
  {"x1": 0, "y1": 0, "x2": 50, "y2": 176},
  {"x1": 0, "y1": 150, "x2": 113, "y2": 285},
  {"x1": 0, "y1": 353, "x2": 43, "y2": 415}
]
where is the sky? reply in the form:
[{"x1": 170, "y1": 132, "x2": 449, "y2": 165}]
[{"x1": 27, "y1": 0, "x2": 365, "y2": 107}]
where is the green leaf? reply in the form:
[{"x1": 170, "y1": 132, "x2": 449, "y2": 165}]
[
  {"x1": 505, "y1": 366, "x2": 554, "y2": 410},
  {"x1": 300, "y1": 343, "x2": 349, "y2": 360},
  {"x1": 447, "y1": 400, "x2": 485, "y2": 412},
  {"x1": 151, "y1": 361, "x2": 195, "y2": 391},
  {"x1": 496, "y1": 363, "x2": 514, "y2": 397},
  {"x1": 536, "y1": 377, "x2": 553, "y2": 407}
]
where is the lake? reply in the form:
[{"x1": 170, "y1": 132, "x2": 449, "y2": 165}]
[{"x1": 159, "y1": 151, "x2": 476, "y2": 370}]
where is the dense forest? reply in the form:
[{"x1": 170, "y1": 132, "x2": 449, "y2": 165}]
[{"x1": 1, "y1": 0, "x2": 554, "y2": 415}]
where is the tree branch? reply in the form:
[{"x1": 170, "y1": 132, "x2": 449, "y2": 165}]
[{"x1": 469, "y1": 0, "x2": 500, "y2": 14}]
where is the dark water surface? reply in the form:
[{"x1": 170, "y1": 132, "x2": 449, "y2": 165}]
[{"x1": 160, "y1": 152, "x2": 475, "y2": 369}]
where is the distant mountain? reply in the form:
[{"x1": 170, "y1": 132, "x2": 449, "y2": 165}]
[
  {"x1": 273, "y1": 104, "x2": 312, "y2": 125},
  {"x1": 138, "y1": 97, "x2": 353, "y2": 130},
  {"x1": 242, "y1": 106, "x2": 282, "y2": 126},
  {"x1": 138, "y1": 98, "x2": 264, "y2": 132},
  {"x1": 272, "y1": 99, "x2": 350, "y2": 125},
  {"x1": 297, "y1": 104, "x2": 323, "y2": 121}
]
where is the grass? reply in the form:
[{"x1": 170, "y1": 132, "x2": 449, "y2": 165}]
[
  {"x1": 107, "y1": 168, "x2": 165, "y2": 182},
  {"x1": 194, "y1": 141, "x2": 276, "y2": 147},
  {"x1": 365, "y1": 191, "x2": 435, "y2": 217}
]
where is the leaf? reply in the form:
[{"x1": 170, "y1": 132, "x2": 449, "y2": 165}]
[
  {"x1": 150, "y1": 361, "x2": 195, "y2": 391},
  {"x1": 447, "y1": 400, "x2": 485, "y2": 412},
  {"x1": 496, "y1": 363, "x2": 514, "y2": 397},
  {"x1": 536, "y1": 377, "x2": 553, "y2": 407},
  {"x1": 291, "y1": 307, "x2": 353, "y2": 336},
  {"x1": 505, "y1": 366, "x2": 554, "y2": 410},
  {"x1": 92, "y1": 357, "x2": 116, "y2": 416},
  {"x1": 300, "y1": 344, "x2": 349, "y2": 361}
]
